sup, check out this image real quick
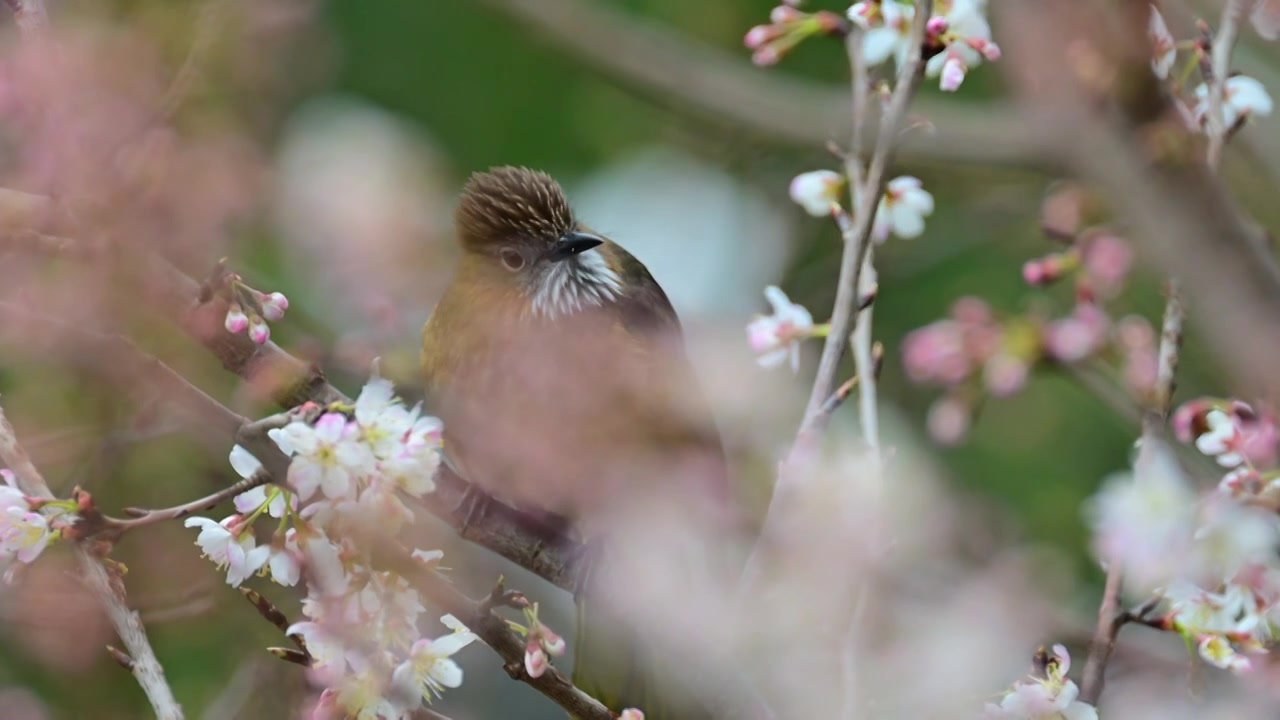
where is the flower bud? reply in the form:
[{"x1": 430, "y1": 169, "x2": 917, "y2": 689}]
[
  {"x1": 261, "y1": 291, "x2": 290, "y2": 321},
  {"x1": 224, "y1": 304, "x2": 249, "y2": 334},
  {"x1": 249, "y1": 316, "x2": 271, "y2": 345},
  {"x1": 524, "y1": 644, "x2": 548, "y2": 678}
]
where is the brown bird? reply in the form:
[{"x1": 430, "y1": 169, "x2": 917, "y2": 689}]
[{"x1": 421, "y1": 167, "x2": 734, "y2": 718}]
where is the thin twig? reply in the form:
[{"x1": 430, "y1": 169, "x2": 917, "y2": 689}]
[
  {"x1": 101, "y1": 470, "x2": 270, "y2": 533},
  {"x1": 805, "y1": 2, "x2": 932, "y2": 423},
  {"x1": 1205, "y1": 0, "x2": 1251, "y2": 169},
  {"x1": 0, "y1": 404, "x2": 184, "y2": 719}
]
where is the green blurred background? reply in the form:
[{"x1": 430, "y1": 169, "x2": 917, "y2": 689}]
[{"x1": 0, "y1": 0, "x2": 1256, "y2": 717}]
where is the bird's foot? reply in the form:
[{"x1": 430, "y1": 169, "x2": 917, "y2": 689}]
[{"x1": 452, "y1": 483, "x2": 495, "y2": 536}]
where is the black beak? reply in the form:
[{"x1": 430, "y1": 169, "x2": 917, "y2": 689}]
[{"x1": 548, "y1": 231, "x2": 604, "y2": 262}]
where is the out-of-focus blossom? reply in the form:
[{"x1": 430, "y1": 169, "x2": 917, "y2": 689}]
[
  {"x1": 620, "y1": 710, "x2": 645, "y2": 720},
  {"x1": 0, "y1": 507, "x2": 51, "y2": 565},
  {"x1": 1079, "y1": 232, "x2": 1133, "y2": 298},
  {"x1": 1197, "y1": 410, "x2": 1245, "y2": 468},
  {"x1": 747, "y1": 286, "x2": 824, "y2": 372},
  {"x1": 1086, "y1": 441, "x2": 1197, "y2": 595},
  {"x1": 1116, "y1": 316, "x2": 1158, "y2": 397},
  {"x1": 1020, "y1": 252, "x2": 1075, "y2": 288},
  {"x1": 1252, "y1": 0, "x2": 1280, "y2": 40},
  {"x1": 789, "y1": 170, "x2": 845, "y2": 217},
  {"x1": 873, "y1": 176, "x2": 934, "y2": 242},
  {"x1": 926, "y1": 394, "x2": 972, "y2": 446},
  {"x1": 1149, "y1": 6, "x2": 1177, "y2": 79},
  {"x1": 183, "y1": 516, "x2": 270, "y2": 587},
  {"x1": 902, "y1": 297, "x2": 1003, "y2": 386},
  {"x1": 1194, "y1": 76, "x2": 1274, "y2": 129},
  {"x1": 1043, "y1": 304, "x2": 1108, "y2": 363},
  {"x1": 985, "y1": 644, "x2": 1097, "y2": 720},
  {"x1": 924, "y1": 0, "x2": 1002, "y2": 92},
  {"x1": 848, "y1": 0, "x2": 916, "y2": 67}
]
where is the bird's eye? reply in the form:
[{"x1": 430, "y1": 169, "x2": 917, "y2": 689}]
[{"x1": 500, "y1": 248, "x2": 525, "y2": 271}]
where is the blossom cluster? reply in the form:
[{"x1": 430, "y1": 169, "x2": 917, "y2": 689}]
[
  {"x1": 746, "y1": 1, "x2": 1002, "y2": 92},
  {"x1": 899, "y1": 178, "x2": 1152, "y2": 445},
  {"x1": 1148, "y1": 5, "x2": 1274, "y2": 130},
  {"x1": 985, "y1": 645, "x2": 1097, "y2": 720},
  {"x1": 184, "y1": 374, "x2": 486, "y2": 718},
  {"x1": 901, "y1": 293, "x2": 1155, "y2": 445},
  {"x1": 0, "y1": 469, "x2": 76, "y2": 583},
  {"x1": 1088, "y1": 400, "x2": 1280, "y2": 674}
]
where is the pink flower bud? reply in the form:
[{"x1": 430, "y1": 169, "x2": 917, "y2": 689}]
[
  {"x1": 525, "y1": 645, "x2": 548, "y2": 678},
  {"x1": 224, "y1": 304, "x2": 249, "y2": 334},
  {"x1": 983, "y1": 353, "x2": 1029, "y2": 398},
  {"x1": 1081, "y1": 232, "x2": 1133, "y2": 296},
  {"x1": 541, "y1": 628, "x2": 566, "y2": 657},
  {"x1": 752, "y1": 46, "x2": 782, "y2": 67},
  {"x1": 928, "y1": 396, "x2": 971, "y2": 446},
  {"x1": 1172, "y1": 400, "x2": 1214, "y2": 443},
  {"x1": 770, "y1": 6, "x2": 803, "y2": 23},
  {"x1": 1022, "y1": 260, "x2": 1046, "y2": 286},
  {"x1": 620, "y1": 710, "x2": 646, "y2": 720},
  {"x1": 261, "y1": 291, "x2": 290, "y2": 321},
  {"x1": 744, "y1": 25, "x2": 777, "y2": 49},
  {"x1": 926, "y1": 16, "x2": 949, "y2": 36},
  {"x1": 249, "y1": 316, "x2": 270, "y2": 345},
  {"x1": 940, "y1": 56, "x2": 966, "y2": 92},
  {"x1": 978, "y1": 39, "x2": 1002, "y2": 61}
]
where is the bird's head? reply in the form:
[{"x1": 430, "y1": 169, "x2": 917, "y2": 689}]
[{"x1": 454, "y1": 166, "x2": 623, "y2": 318}]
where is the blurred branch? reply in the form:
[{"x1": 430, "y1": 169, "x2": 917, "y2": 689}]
[
  {"x1": 0, "y1": 403, "x2": 184, "y2": 720},
  {"x1": 474, "y1": 0, "x2": 1047, "y2": 168}
]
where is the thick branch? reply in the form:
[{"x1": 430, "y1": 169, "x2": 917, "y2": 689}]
[{"x1": 0, "y1": 404, "x2": 183, "y2": 719}]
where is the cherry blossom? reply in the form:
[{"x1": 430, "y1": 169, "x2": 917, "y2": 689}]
[
  {"x1": 788, "y1": 170, "x2": 844, "y2": 217},
  {"x1": 985, "y1": 644, "x2": 1097, "y2": 720},
  {"x1": 1086, "y1": 441, "x2": 1197, "y2": 595},
  {"x1": 747, "y1": 286, "x2": 822, "y2": 372},
  {"x1": 924, "y1": 0, "x2": 1002, "y2": 92},
  {"x1": 390, "y1": 626, "x2": 480, "y2": 702},
  {"x1": 1197, "y1": 410, "x2": 1245, "y2": 468},
  {"x1": 271, "y1": 412, "x2": 374, "y2": 501},
  {"x1": 873, "y1": 176, "x2": 935, "y2": 241},
  {"x1": 620, "y1": 710, "x2": 645, "y2": 720},
  {"x1": 1149, "y1": 6, "x2": 1177, "y2": 80},
  {"x1": 848, "y1": 0, "x2": 915, "y2": 67},
  {"x1": 183, "y1": 515, "x2": 270, "y2": 587},
  {"x1": 1194, "y1": 76, "x2": 1275, "y2": 129}
]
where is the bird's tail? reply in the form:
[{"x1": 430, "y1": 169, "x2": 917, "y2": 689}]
[{"x1": 569, "y1": 545, "x2": 707, "y2": 720}]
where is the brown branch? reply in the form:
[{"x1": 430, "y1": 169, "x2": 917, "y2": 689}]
[
  {"x1": 373, "y1": 541, "x2": 614, "y2": 720},
  {"x1": 0, "y1": 403, "x2": 184, "y2": 719},
  {"x1": 473, "y1": 0, "x2": 1045, "y2": 168}
]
